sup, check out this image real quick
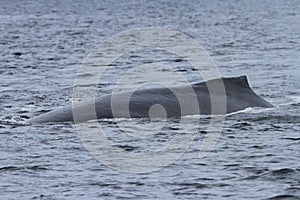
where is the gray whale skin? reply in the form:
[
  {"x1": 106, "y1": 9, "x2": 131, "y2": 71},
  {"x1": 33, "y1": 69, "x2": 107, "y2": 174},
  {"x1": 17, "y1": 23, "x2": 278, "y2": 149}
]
[{"x1": 27, "y1": 76, "x2": 273, "y2": 123}]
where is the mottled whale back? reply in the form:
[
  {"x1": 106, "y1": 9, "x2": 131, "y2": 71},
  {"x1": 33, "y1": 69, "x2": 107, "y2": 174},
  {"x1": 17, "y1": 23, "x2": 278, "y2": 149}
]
[{"x1": 27, "y1": 76, "x2": 273, "y2": 123}]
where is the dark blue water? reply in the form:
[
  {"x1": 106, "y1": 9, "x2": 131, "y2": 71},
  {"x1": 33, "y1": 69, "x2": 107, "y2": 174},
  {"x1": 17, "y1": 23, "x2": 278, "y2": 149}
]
[{"x1": 1, "y1": 0, "x2": 299, "y2": 199}]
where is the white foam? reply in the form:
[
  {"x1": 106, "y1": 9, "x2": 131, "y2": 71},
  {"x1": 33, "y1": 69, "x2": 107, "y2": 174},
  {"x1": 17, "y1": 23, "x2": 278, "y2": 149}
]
[{"x1": 226, "y1": 107, "x2": 275, "y2": 116}]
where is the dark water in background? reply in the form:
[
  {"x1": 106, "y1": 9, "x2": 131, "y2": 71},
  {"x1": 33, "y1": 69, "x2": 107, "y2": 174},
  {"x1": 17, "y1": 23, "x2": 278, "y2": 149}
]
[{"x1": 1, "y1": 0, "x2": 300, "y2": 199}]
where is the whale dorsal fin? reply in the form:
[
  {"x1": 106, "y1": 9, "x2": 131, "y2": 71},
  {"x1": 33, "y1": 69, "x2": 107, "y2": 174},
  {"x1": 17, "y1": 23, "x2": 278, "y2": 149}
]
[
  {"x1": 194, "y1": 76, "x2": 250, "y2": 89},
  {"x1": 222, "y1": 75, "x2": 250, "y2": 89}
]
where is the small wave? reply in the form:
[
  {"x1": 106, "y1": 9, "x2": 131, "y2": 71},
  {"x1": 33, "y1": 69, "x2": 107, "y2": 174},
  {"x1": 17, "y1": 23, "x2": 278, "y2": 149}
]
[
  {"x1": 271, "y1": 168, "x2": 297, "y2": 176},
  {"x1": 279, "y1": 94, "x2": 300, "y2": 106},
  {"x1": 0, "y1": 165, "x2": 48, "y2": 172},
  {"x1": 289, "y1": 95, "x2": 300, "y2": 107},
  {"x1": 266, "y1": 194, "x2": 300, "y2": 200},
  {"x1": 112, "y1": 144, "x2": 137, "y2": 152},
  {"x1": 243, "y1": 114, "x2": 299, "y2": 124},
  {"x1": 284, "y1": 137, "x2": 300, "y2": 141},
  {"x1": 0, "y1": 166, "x2": 19, "y2": 171},
  {"x1": 172, "y1": 182, "x2": 209, "y2": 189}
]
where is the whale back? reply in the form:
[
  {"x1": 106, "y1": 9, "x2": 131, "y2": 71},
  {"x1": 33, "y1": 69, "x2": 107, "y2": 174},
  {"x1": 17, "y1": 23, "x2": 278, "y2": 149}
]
[{"x1": 27, "y1": 76, "x2": 273, "y2": 123}]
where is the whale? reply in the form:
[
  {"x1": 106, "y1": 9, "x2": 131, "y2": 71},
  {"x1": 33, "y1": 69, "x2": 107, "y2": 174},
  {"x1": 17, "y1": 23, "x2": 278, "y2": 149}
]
[{"x1": 27, "y1": 76, "x2": 273, "y2": 123}]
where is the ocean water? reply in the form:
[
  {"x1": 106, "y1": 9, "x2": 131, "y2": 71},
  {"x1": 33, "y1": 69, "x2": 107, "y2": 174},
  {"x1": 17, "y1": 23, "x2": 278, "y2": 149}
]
[{"x1": 0, "y1": 0, "x2": 299, "y2": 199}]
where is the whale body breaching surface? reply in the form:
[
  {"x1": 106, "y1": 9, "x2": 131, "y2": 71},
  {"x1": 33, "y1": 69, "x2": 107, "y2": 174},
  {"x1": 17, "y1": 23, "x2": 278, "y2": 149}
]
[{"x1": 27, "y1": 76, "x2": 274, "y2": 123}]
